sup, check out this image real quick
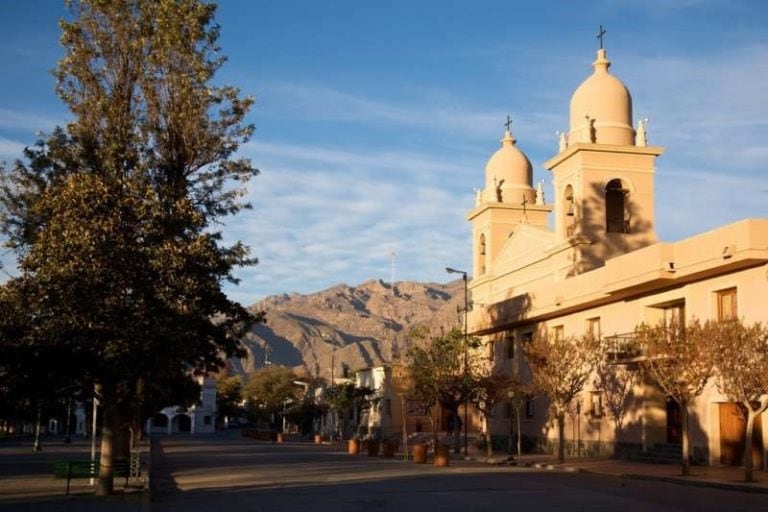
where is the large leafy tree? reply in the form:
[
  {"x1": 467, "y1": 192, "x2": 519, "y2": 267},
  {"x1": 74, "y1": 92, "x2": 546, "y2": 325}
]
[
  {"x1": 0, "y1": 0, "x2": 260, "y2": 495},
  {"x1": 407, "y1": 328, "x2": 479, "y2": 454},
  {"x1": 215, "y1": 374, "x2": 244, "y2": 427},
  {"x1": 243, "y1": 367, "x2": 298, "y2": 429}
]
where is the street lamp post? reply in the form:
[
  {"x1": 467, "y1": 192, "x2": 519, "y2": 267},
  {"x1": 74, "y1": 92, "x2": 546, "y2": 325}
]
[
  {"x1": 320, "y1": 333, "x2": 337, "y2": 440},
  {"x1": 446, "y1": 267, "x2": 469, "y2": 456}
]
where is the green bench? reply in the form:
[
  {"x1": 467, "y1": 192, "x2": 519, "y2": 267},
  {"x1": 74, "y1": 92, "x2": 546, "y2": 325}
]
[{"x1": 53, "y1": 453, "x2": 141, "y2": 495}]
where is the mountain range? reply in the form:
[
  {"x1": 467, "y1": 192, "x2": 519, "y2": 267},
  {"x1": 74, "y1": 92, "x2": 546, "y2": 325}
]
[{"x1": 228, "y1": 279, "x2": 464, "y2": 379}]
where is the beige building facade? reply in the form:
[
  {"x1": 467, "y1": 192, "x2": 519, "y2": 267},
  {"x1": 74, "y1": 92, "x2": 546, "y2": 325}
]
[{"x1": 467, "y1": 46, "x2": 768, "y2": 466}]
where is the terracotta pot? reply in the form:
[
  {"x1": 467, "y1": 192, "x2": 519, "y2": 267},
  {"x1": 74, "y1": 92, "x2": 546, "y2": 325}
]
[
  {"x1": 411, "y1": 443, "x2": 427, "y2": 464},
  {"x1": 433, "y1": 445, "x2": 450, "y2": 467},
  {"x1": 276, "y1": 433, "x2": 284, "y2": 444},
  {"x1": 367, "y1": 440, "x2": 380, "y2": 457},
  {"x1": 347, "y1": 439, "x2": 360, "y2": 455},
  {"x1": 314, "y1": 434, "x2": 322, "y2": 444}
]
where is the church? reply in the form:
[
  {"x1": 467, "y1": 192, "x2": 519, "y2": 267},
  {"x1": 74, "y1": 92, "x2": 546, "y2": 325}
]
[{"x1": 466, "y1": 43, "x2": 768, "y2": 466}]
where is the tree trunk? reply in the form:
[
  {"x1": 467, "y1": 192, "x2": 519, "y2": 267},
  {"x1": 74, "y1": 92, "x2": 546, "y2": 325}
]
[
  {"x1": 113, "y1": 406, "x2": 131, "y2": 462},
  {"x1": 453, "y1": 422, "x2": 461, "y2": 453},
  {"x1": 429, "y1": 411, "x2": 438, "y2": 455},
  {"x1": 743, "y1": 405, "x2": 755, "y2": 483},
  {"x1": 680, "y1": 398, "x2": 690, "y2": 477},
  {"x1": 96, "y1": 394, "x2": 116, "y2": 496},
  {"x1": 516, "y1": 406, "x2": 522, "y2": 457},
  {"x1": 557, "y1": 414, "x2": 566, "y2": 463},
  {"x1": 33, "y1": 404, "x2": 42, "y2": 452},
  {"x1": 452, "y1": 408, "x2": 461, "y2": 454}
]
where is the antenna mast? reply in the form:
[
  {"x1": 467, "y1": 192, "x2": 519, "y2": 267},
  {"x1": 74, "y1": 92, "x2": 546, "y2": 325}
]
[{"x1": 389, "y1": 251, "x2": 396, "y2": 295}]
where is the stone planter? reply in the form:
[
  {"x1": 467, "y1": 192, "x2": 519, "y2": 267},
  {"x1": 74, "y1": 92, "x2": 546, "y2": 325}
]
[
  {"x1": 314, "y1": 434, "x2": 322, "y2": 444},
  {"x1": 411, "y1": 443, "x2": 427, "y2": 464},
  {"x1": 433, "y1": 445, "x2": 450, "y2": 467},
  {"x1": 347, "y1": 439, "x2": 360, "y2": 455}
]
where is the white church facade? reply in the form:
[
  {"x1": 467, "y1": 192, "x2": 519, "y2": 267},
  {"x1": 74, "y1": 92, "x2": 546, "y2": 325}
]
[{"x1": 466, "y1": 44, "x2": 768, "y2": 466}]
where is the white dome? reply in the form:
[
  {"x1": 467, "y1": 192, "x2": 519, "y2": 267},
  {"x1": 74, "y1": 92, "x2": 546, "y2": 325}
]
[
  {"x1": 569, "y1": 49, "x2": 634, "y2": 145},
  {"x1": 484, "y1": 130, "x2": 535, "y2": 203}
]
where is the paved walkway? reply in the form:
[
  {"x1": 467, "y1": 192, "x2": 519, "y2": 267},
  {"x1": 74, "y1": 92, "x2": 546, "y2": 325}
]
[
  {"x1": 2, "y1": 433, "x2": 766, "y2": 511},
  {"x1": 488, "y1": 453, "x2": 768, "y2": 494},
  {"x1": 0, "y1": 436, "x2": 147, "y2": 512},
  {"x1": 152, "y1": 434, "x2": 768, "y2": 511}
]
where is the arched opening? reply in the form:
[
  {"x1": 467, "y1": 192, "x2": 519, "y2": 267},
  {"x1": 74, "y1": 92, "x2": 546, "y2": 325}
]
[
  {"x1": 563, "y1": 185, "x2": 576, "y2": 238},
  {"x1": 171, "y1": 414, "x2": 192, "y2": 434},
  {"x1": 178, "y1": 414, "x2": 191, "y2": 433},
  {"x1": 152, "y1": 414, "x2": 168, "y2": 428},
  {"x1": 478, "y1": 234, "x2": 486, "y2": 275},
  {"x1": 605, "y1": 179, "x2": 629, "y2": 233}
]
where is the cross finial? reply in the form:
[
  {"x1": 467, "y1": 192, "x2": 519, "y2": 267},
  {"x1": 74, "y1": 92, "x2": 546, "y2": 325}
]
[
  {"x1": 597, "y1": 25, "x2": 606, "y2": 49},
  {"x1": 505, "y1": 115, "x2": 513, "y2": 132}
]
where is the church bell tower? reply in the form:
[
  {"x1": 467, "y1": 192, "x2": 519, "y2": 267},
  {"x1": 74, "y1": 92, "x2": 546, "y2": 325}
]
[{"x1": 544, "y1": 40, "x2": 664, "y2": 275}]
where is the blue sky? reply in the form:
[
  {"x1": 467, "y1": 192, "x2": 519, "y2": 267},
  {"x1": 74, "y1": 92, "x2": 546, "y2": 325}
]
[{"x1": 1, "y1": 0, "x2": 767, "y2": 306}]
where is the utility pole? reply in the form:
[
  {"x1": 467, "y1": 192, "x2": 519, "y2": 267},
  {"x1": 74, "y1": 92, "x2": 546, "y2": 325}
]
[{"x1": 446, "y1": 267, "x2": 469, "y2": 456}]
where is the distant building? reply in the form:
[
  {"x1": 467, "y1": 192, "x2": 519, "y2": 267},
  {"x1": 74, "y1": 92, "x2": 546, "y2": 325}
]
[
  {"x1": 355, "y1": 364, "x2": 443, "y2": 441},
  {"x1": 466, "y1": 45, "x2": 768, "y2": 466},
  {"x1": 146, "y1": 377, "x2": 217, "y2": 435}
]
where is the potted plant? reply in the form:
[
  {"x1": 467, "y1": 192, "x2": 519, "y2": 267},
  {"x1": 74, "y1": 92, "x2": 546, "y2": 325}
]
[{"x1": 347, "y1": 436, "x2": 360, "y2": 455}]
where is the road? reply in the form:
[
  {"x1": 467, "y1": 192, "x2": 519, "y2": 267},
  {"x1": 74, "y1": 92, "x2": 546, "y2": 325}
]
[{"x1": 152, "y1": 434, "x2": 768, "y2": 512}]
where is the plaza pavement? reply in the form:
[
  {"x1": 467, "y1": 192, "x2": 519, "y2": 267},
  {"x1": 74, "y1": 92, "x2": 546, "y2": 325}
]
[
  {"x1": 1, "y1": 432, "x2": 767, "y2": 511},
  {"x1": 0, "y1": 436, "x2": 148, "y2": 512}
]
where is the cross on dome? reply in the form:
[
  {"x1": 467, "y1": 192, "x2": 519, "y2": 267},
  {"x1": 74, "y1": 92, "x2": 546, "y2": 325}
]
[{"x1": 597, "y1": 25, "x2": 606, "y2": 49}]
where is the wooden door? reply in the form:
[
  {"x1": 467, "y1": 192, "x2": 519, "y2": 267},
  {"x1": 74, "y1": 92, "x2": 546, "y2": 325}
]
[
  {"x1": 666, "y1": 400, "x2": 682, "y2": 444},
  {"x1": 719, "y1": 402, "x2": 764, "y2": 467}
]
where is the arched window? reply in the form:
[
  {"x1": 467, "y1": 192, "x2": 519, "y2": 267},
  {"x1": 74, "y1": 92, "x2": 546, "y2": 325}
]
[
  {"x1": 478, "y1": 234, "x2": 486, "y2": 275},
  {"x1": 563, "y1": 185, "x2": 576, "y2": 238},
  {"x1": 605, "y1": 179, "x2": 628, "y2": 233}
]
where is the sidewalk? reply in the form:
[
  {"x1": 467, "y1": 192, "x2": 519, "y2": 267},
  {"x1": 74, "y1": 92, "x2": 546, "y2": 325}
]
[
  {"x1": 462, "y1": 452, "x2": 768, "y2": 494},
  {"x1": 0, "y1": 436, "x2": 148, "y2": 512}
]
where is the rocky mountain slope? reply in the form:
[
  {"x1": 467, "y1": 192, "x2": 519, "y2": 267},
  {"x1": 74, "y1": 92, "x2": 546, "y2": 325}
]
[{"x1": 229, "y1": 279, "x2": 464, "y2": 379}]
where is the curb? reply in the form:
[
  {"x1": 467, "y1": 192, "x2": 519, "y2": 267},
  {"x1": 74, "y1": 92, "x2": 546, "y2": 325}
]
[
  {"x1": 569, "y1": 465, "x2": 768, "y2": 495},
  {"x1": 471, "y1": 455, "x2": 768, "y2": 494},
  {"x1": 621, "y1": 472, "x2": 768, "y2": 495}
]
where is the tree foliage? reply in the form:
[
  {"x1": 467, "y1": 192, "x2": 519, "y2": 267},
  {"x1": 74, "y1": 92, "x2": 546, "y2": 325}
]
[
  {"x1": 593, "y1": 354, "x2": 637, "y2": 443},
  {"x1": 407, "y1": 328, "x2": 480, "y2": 452},
  {"x1": 215, "y1": 374, "x2": 243, "y2": 426},
  {"x1": 0, "y1": 0, "x2": 260, "y2": 495},
  {"x1": 470, "y1": 371, "x2": 514, "y2": 457},
  {"x1": 522, "y1": 331, "x2": 601, "y2": 462},
  {"x1": 243, "y1": 367, "x2": 298, "y2": 428},
  {"x1": 322, "y1": 383, "x2": 375, "y2": 440},
  {"x1": 636, "y1": 318, "x2": 715, "y2": 476}
]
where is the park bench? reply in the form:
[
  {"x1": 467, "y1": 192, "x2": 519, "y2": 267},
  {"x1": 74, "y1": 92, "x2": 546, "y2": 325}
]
[{"x1": 53, "y1": 452, "x2": 142, "y2": 495}]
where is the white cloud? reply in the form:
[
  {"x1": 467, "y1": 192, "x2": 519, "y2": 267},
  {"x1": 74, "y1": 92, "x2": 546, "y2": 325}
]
[
  {"x1": 223, "y1": 139, "x2": 474, "y2": 304},
  {"x1": 225, "y1": 43, "x2": 768, "y2": 305},
  {"x1": 0, "y1": 137, "x2": 25, "y2": 160}
]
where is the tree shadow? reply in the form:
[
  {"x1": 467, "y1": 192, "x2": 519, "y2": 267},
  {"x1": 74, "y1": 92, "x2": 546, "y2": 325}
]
[{"x1": 566, "y1": 181, "x2": 655, "y2": 277}]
